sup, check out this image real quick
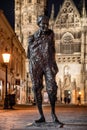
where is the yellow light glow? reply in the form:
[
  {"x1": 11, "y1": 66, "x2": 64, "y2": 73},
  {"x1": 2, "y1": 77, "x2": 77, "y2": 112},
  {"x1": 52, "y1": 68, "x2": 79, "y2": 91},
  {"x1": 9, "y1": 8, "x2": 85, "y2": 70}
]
[
  {"x1": 2, "y1": 53, "x2": 10, "y2": 63},
  {"x1": 79, "y1": 91, "x2": 81, "y2": 95}
]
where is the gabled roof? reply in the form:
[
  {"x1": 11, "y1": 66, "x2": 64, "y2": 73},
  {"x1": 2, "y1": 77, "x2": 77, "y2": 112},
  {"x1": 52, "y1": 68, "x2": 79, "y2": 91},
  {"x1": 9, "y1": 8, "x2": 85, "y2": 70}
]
[{"x1": 54, "y1": 0, "x2": 81, "y2": 25}]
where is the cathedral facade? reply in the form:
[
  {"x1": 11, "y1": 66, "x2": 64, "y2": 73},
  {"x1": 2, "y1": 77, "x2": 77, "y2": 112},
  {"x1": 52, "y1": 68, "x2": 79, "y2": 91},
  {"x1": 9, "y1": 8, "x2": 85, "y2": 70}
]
[{"x1": 15, "y1": 0, "x2": 87, "y2": 104}]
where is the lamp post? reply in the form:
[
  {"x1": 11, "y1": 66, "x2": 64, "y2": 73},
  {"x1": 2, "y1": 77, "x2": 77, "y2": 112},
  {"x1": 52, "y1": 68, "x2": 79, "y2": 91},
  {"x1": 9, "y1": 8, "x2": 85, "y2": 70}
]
[
  {"x1": 26, "y1": 73, "x2": 29, "y2": 104},
  {"x1": 2, "y1": 48, "x2": 10, "y2": 109}
]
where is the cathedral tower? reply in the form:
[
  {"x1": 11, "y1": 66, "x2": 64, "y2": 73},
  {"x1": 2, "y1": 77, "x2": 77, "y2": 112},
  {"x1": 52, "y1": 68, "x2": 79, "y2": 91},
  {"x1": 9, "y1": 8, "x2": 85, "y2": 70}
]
[{"x1": 15, "y1": 0, "x2": 46, "y2": 53}]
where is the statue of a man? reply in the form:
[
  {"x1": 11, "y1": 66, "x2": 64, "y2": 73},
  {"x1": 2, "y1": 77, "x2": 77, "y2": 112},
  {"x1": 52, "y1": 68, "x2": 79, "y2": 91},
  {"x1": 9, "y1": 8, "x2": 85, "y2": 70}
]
[{"x1": 27, "y1": 15, "x2": 62, "y2": 125}]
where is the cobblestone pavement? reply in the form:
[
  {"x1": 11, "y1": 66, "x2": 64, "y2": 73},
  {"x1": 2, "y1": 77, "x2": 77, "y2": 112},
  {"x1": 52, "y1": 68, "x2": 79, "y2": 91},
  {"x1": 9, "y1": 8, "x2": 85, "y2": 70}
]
[{"x1": 0, "y1": 104, "x2": 87, "y2": 130}]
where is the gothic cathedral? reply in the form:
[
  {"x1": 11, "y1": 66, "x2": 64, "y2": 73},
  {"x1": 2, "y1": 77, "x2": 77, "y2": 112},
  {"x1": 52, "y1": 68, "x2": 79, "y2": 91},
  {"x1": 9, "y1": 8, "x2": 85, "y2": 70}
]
[{"x1": 15, "y1": 0, "x2": 87, "y2": 104}]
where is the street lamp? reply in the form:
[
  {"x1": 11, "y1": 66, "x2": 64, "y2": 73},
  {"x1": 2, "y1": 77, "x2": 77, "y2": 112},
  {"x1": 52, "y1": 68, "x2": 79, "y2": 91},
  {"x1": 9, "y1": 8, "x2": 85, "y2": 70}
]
[
  {"x1": 2, "y1": 48, "x2": 10, "y2": 109},
  {"x1": 79, "y1": 91, "x2": 81, "y2": 96}
]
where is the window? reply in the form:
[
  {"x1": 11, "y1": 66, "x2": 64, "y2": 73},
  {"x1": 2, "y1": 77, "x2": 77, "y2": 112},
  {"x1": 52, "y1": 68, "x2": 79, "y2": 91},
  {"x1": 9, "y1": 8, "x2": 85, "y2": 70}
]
[
  {"x1": 63, "y1": 8, "x2": 67, "y2": 13},
  {"x1": 37, "y1": 0, "x2": 40, "y2": 3},
  {"x1": 29, "y1": 16, "x2": 32, "y2": 23},
  {"x1": 60, "y1": 32, "x2": 74, "y2": 54},
  {"x1": 66, "y1": 2, "x2": 70, "y2": 7},
  {"x1": 28, "y1": 0, "x2": 32, "y2": 3}
]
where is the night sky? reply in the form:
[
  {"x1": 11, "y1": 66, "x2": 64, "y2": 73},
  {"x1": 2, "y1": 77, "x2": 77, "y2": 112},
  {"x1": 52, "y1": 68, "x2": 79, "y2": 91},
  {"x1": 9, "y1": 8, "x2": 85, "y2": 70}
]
[
  {"x1": 0, "y1": 0, "x2": 14, "y2": 29},
  {"x1": 0, "y1": 0, "x2": 86, "y2": 29}
]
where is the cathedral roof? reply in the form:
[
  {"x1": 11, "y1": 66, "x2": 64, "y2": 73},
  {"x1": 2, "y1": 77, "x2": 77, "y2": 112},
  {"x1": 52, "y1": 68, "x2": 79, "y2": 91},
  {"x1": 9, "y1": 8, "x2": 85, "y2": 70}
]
[{"x1": 47, "y1": 0, "x2": 87, "y2": 19}]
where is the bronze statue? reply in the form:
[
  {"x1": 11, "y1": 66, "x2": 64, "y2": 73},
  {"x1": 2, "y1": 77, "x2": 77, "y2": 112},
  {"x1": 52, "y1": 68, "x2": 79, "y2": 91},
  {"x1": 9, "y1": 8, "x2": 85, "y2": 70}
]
[{"x1": 27, "y1": 15, "x2": 63, "y2": 126}]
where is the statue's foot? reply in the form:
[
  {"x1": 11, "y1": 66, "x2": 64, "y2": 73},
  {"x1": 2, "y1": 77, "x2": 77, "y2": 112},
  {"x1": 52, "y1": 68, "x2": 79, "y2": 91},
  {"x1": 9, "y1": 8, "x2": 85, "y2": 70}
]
[
  {"x1": 51, "y1": 113, "x2": 64, "y2": 127},
  {"x1": 35, "y1": 117, "x2": 46, "y2": 123},
  {"x1": 51, "y1": 113, "x2": 58, "y2": 122}
]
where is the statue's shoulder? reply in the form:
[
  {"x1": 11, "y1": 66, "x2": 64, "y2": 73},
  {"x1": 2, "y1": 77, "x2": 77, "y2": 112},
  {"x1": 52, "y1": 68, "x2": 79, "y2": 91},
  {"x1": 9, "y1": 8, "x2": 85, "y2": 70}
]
[
  {"x1": 28, "y1": 35, "x2": 34, "y2": 43},
  {"x1": 33, "y1": 30, "x2": 40, "y2": 39}
]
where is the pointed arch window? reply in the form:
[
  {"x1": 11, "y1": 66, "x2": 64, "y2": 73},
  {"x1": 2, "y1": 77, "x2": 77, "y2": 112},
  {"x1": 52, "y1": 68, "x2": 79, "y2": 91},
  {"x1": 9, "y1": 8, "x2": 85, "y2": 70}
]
[{"x1": 60, "y1": 32, "x2": 74, "y2": 54}]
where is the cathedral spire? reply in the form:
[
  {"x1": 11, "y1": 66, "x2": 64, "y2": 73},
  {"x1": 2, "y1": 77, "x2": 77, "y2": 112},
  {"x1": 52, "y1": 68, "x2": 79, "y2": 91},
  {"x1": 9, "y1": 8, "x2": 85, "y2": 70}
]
[
  {"x1": 82, "y1": 0, "x2": 86, "y2": 18},
  {"x1": 50, "y1": 3, "x2": 54, "y2": 20},
  {"x1": 49, "y1": 4, "x2": 55, "y2": 29}
]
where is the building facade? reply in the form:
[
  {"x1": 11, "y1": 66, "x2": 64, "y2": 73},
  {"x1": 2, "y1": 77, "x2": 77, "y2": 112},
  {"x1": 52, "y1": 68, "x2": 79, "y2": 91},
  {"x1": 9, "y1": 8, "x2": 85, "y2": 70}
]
[
  {"x1": 53, "y1": 0, "x2": 87, "y2": 104},
  {"x1": 0, "y1": 10, "x2": 26, "y2": 104},
  {"x1": 15, "y1": 0, "x2": 87, "y2": 104}
]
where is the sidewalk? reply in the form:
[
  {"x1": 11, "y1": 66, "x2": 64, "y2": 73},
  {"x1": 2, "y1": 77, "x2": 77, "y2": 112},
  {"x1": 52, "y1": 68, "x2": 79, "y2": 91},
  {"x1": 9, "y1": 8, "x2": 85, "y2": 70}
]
[
  {"x1": 15, "y1": 102, "x2": 87, "y2": 108},
  {"x1": 0, "y1": 102, "x2": 87, "y2": 110},
  {"x1": 0, "y1": 103, "x2": 87, "y2": 130}
]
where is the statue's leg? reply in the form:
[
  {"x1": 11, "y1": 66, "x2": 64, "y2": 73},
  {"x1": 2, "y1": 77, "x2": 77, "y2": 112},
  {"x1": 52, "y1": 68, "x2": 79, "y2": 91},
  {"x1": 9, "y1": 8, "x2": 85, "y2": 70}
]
[
  {"x1": 47, "y1": 84, "x2": 59, "y2": 122},
  {"x1": 33, "y1": 87, "x2": 45, "y2": 123},
  {"x1": 48, "y1": 92, "x2": 63, "y2": 127},
  {"x1": 45, "y1": 67, "x2": 63, "y2": 124},
  {"x1": 32, "y1": 71, "x2": 45, "y2": 123},
  {"x1": 30, "y1": 62, "x2": 45, "y2": 123}
]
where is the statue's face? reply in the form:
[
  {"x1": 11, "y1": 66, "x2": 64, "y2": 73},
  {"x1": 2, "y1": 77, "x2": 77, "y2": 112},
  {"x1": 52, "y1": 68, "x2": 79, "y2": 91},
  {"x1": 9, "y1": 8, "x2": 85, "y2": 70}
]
[{"x1": 39, "y1": 21, "x2": 48, "y2": 32}]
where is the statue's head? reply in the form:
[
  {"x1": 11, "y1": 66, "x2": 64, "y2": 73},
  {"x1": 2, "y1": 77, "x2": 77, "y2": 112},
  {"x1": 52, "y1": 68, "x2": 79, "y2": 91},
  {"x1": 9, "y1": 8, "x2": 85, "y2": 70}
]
[{"x1": 37, "y1": 15, "x2": 49, "y2": 32}]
